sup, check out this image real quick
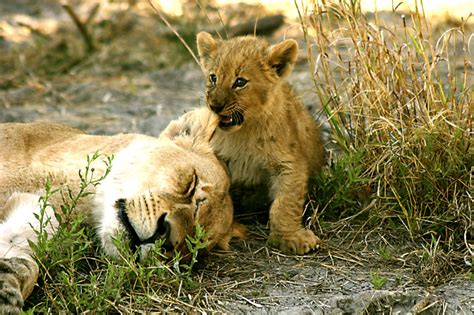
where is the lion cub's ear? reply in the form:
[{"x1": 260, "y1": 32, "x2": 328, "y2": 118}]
[
  {"x1": 196, "y1": 31, "x2": 218, "y2": 71},
  {"x1": 267, "y1": 39, "x2": 298, "y2": 78}
]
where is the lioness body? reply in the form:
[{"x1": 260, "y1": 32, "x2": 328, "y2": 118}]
[
  {"x1": 0, "y1": 122, "x2": 130, "y2": 217},
  {"x1": 0, "y1": 119, "x2": 237, "y2": 312},
  {"x1": 196, "y1": 32, "x2": 325, "y2": 254}
]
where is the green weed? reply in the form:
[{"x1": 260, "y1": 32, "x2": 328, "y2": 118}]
[
  {"x1": 26, "y1": 152, "x2": 209, "y2": 312},
  {"x1": 370, "y1": 272, "x2": 388, "y2": 290},
  {"x1": 376, "y1": 244, "x2": 393, "y2": 262},
  {"x1": 312, "y1": 150, "x2": 370, "y2": 219}
]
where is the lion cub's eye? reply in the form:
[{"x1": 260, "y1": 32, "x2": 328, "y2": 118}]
[
  {"x1": 209, "y1": 74, "x2": 217, "y2": 85},
  {"x1": 233, "y1": 77, "x2": 248, "y2": 89}
]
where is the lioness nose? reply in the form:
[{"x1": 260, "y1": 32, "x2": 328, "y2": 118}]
[
  {"x1": 156, "y1": 214, "x2": 174, "y2": 251},
  {"x1": 116, "y1": 199, "x2": 175, "y2": 253},
  {"x1": 209, "y1": 103, "x2": 225, "y2": 114},
  {"x1": 135, "y1": 213, "x2": 175, "y2": 253},
  {"x1": 156, "y1": 212, "x2": 170, "y2": 239}
]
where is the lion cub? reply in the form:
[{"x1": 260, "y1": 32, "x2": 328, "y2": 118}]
[{"x1": 196, "y1": 32, "x2": 324, "y2": 254}]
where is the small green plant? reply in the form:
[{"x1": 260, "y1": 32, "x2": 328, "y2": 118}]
[
  {"x1": 370, "y1": 272, "x2": 388, "y2": 290},
  {"x1": 421, "y1": 235, "x2": 442, "y2": 262},
  {"x1": 29, "y1": 152, "x2": 113, "y2": 266},
  {"x1": 27, "y1": 152, "x2": 114, "y2": 310},
  {"x1": 27, "y1": 151, "x2": 211, "y2": 312},
  {"x1": 183, "y1": 223, "x2": 209, "y2": 273},
  {"x1": 312, "y1": 150, "x2": 370, "y2": 219},
  {"x1": 376, "y1": 244, "x2": 393, "y2": 262},
  {"x1": 168, "y1": 224, "x2": 209, "y2": 289}
]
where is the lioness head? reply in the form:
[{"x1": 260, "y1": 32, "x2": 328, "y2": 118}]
[
  {"x1": 95, "y1": 117, "x2": 242, "y2": 261},
  {"x1": 111, "y1": 170, "x2": 234, "y2": 260},
  {"x1": 196, "y1": 32, "x2": 298, "y2": 131}
]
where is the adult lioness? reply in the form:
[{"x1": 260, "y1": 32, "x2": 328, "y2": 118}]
[
  {"x1": 0, "y1": 113, "x2": 240, "y2": 313},
  {"x1": 194, "y1": 32, "x2": 325, "y2": 254}
]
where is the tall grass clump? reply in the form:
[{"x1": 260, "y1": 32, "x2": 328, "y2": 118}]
[{"x1": 298, "y1": 1, "x2": 471, "y2": 279}]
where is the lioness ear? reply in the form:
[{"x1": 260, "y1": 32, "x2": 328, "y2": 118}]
[
  {"x1": 196, "y1": 31, "x2": 218, "y2": 71},
  {"x1": 267, "y1": 39, "x2": 298, "y2": 78}
]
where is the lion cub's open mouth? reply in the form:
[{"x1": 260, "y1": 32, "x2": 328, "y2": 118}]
[{"x1": 218, "y1": 112, "x2": 244, "y2": 129}]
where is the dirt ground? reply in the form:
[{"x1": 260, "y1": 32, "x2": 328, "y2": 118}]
[{"x1": 0, "y1": 1, "x2": 472, "y2": 313}]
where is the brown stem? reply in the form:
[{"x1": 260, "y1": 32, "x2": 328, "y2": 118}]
[{"x1": 62, "y1": 4, "x2": 96, "y2": 53}]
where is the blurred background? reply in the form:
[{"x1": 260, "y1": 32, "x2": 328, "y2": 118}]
[
  {"x1": 0, "y1": 0, "x2": 472, "y2": 135},
  {"x1": 158, "y1": 0, "x2": 473, "y2": 18}
]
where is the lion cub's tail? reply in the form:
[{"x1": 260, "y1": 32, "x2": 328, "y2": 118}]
[{"x1": 160, "y1": 108, "x2": 218, "y2": 146}]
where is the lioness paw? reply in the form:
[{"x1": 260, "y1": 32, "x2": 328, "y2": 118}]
[
  {"x1": 269, "y1": 229, "x2": 321, "y2": 255},
  {"x1": 0, "y1": 259, "x2": 25, "y2": 315},
  {"x1": 0, "y1": 277, "x2": 22, "y2": 315}
]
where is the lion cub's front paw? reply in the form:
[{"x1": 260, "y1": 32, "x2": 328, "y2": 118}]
[{"x1": 269, "y1": 229, "x2": 322, "y2": 255}]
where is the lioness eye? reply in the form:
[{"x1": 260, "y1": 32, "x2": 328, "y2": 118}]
[
  {"x1": 233, "y1": 77, "x2": 248, "y2": 89},
  {"x1": 209, "y1": 74, "x2": 217, "y2": 85}
]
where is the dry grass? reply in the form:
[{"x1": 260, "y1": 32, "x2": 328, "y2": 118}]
[{"x1": 298, "y1": 0, "x2": 472, "y2": 285}]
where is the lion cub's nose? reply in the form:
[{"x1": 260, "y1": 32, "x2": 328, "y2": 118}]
[{"x1": 209, "y1": 103, "x2": 225, "y2": 114}]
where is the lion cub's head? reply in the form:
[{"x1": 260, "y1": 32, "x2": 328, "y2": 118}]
[{"x1": 196, "y1": 32, "x2": 299, "y2": 131}]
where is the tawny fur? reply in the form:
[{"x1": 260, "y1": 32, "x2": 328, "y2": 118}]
[
  {"x1": 0, "y1": 119, "x2": 241, "y2": 309},
  {"x1": 196, "y1": 32, "x2": 325, "y2": 254}
]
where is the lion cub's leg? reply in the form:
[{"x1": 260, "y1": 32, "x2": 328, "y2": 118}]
[
  {"x1": 268, "y1": 168, "x2": 321, "y2": 255},
  {"x1": 0, "y1": 192, "x2": 57, "y2": 312}
]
